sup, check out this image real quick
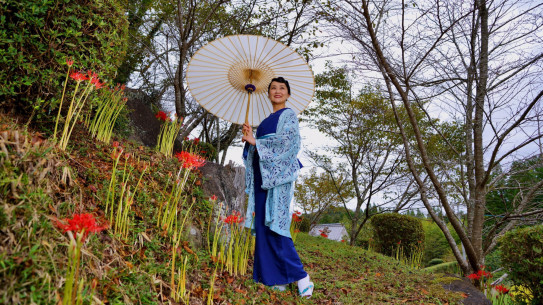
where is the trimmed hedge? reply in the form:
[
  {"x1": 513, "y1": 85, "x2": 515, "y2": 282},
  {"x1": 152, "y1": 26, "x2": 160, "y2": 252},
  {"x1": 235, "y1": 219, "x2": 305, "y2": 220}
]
[
  {"x1": 499, "y1": 224, "x2": 543, "y2": 303},
  {"x1": 0, "y1": 0, "x2": 128, "y2": 119},
  {"x1": 371, "y1": 213, "x2": 424, "y2": 257}
]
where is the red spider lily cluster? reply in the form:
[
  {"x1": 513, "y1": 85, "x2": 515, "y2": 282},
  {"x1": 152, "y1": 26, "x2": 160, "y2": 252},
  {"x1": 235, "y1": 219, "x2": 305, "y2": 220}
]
[
  {"x1": 292, "y1": 211, "x2": 302, "y2": 222},
  {"x1": 56, "y1": 213, "x2": 106, "y2": 241},
  {"x1": 467, "y1": 269, "x2": 493, "y2": 281},
  {"x1": 70, "y1": 71, "x2": 88, "y2": 82},
  {"x1": 175, "y1": 151, "x2": 206, "y2": 169},
  {"x1": 155, "y1": 111, "x2": 169, "y2": 122},
  {"x1": 223, "y1": 212, "x2": 244, "y2": 225},
  {"x1": 210, "y1": 195, "x2": 218, "y2": 201},
  {"x1": 494, "y1": 284, "x2": 509, "y2": 294},
  {"x1": 68, "y1": 70, "x2": 105, "y2": 89}
]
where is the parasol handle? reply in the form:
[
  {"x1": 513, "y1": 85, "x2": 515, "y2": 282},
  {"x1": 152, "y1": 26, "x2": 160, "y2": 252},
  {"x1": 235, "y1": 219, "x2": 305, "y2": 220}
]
[{"x1": 243, "y1": 84, "x2": 256, "y2": 135}]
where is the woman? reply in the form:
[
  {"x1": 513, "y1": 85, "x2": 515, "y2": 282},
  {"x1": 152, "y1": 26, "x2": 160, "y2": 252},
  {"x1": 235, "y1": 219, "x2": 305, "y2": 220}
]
[{"x1": 241, "y1": 77, "x2": 314, "y2": 298}]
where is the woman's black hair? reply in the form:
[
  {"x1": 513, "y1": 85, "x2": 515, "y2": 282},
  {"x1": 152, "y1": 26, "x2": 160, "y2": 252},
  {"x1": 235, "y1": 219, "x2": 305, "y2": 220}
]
[{"x1": 268, "y1": 77, "x2": 291, "y2": 95}]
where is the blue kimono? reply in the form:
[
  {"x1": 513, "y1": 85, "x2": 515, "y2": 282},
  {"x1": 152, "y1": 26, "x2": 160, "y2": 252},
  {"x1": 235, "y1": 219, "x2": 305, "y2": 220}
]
[{"x1": 243, "y1": 108, "x2": 307, "y2": 286}]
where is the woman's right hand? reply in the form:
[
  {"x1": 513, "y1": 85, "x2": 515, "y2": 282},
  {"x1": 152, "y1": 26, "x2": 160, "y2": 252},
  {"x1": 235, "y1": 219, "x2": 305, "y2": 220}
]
[{"x1": 242, "y1": 123, "x2": 256, "y2": 145}]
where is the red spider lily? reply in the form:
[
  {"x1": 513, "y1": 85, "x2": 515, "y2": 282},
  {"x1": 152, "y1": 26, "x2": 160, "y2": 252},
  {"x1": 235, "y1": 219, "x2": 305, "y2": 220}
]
[
  {"x1": 175, "y1": 151, "x2": 205, "y2": 169},
  {"x1": 87, "y1": 70, "x2": 98, "y2": 81},
  {"x1": 193, "y1": 138, "x2": 200, "y2": 145},
  {"x1": 494, "y1": 284, "x2": 509, "y2": 294},
  {"x1": 155, "y1": 111, "x2": 169, "y2": 122},
  {"x1": 223, "y1": 212, "x2": 244, "y2": 224},
  {"x1": 341, "y1": 239, "x2": 345, "y2": 242},
  {"x1": 210, "y1": 195, "x2": 218, "y2": 201},
  {"x1": 291, "y1": 213, "x2": 302, "y2": 222},
  {"x1": 56, "y1": 213, "x2": 106, "y2": 241},
  {"x1": 91, "y1": 77, "x2": 105, "y2": 89},
  {"x1": 294, "y1": 229, "x2": 300, "y2": 233},
  {"x1": 477, "y1": 269, "x2": 492, "y2": 279},
  {"x1": 111, "y1": 147, "x2": 123, "y2": 160},
  {"x1": 184, "y1": 136, "x2": 190, "y2": 141},
  {"x1": 66, "y1": 58, "x2": 74, "y2": 67},
  {"x1": 112, "y1": 141, "x2": 120, "y2": 148},
  {"x1": 467, "y1": 273, "x2": 481, "y2": 280},
  {"x1": 294, "y1": 210, "x2": 302, "y2": 215},
  {"x1": 70, "y1": 71, "x2": 88, "y2": 82},
  {"x1": 120, "y1": 84, "x2": 126, "y2": 91}
]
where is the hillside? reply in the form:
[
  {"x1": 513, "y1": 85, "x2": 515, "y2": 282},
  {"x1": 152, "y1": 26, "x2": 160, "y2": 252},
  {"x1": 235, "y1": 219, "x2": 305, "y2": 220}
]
[{"x1": 0, "y1": 113, "x2": 464, "y2": 305}]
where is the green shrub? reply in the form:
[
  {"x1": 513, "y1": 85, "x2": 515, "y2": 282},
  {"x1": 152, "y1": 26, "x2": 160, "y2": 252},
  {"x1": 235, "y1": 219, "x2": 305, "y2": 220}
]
[
  {"x1": 371, "y1": 213, "x2": 424, "y2": 257},
  {"x1": 499, "y1": 225, "x2": 543, "y2": 303},
  {"x1": 428, "y1": 258, "x2": 444, "y2": 266},
  {"x1": 422, "y1": 220, "x2": 453, "y2": 266},
  {"x1": 0, "y1": 0, "x2": 128, "y2": 122}
]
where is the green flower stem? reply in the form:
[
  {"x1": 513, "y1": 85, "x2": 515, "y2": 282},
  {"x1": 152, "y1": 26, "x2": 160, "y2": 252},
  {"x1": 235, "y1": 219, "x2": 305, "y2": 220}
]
[{"x1": 53, "y1": 65, "x2": 71, "y2": 142}]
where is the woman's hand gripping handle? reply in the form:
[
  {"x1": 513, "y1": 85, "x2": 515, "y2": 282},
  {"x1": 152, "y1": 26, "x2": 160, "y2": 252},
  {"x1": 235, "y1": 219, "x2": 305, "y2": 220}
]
[{"x1": 242, "y1": 123, "x2": 256, "y2": 146}]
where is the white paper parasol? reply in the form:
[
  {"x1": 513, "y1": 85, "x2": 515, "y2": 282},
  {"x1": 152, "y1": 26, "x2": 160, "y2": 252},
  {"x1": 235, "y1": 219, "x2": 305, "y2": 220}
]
[{"x1": 186, "y1": 35, "x2": 314, "y2": 126}]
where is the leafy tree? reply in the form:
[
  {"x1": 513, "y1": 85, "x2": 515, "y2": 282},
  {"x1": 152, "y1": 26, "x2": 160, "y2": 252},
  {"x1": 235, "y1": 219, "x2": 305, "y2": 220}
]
[
  {"x1": 295, "y1": 168, "x2": 352, "y2": 227},
  {"x1": 485, "y1": 157, "x2": 543, "y2": 245},
  {"x1": 303, "y1": 63, "x2": 406, "y2": 245}
]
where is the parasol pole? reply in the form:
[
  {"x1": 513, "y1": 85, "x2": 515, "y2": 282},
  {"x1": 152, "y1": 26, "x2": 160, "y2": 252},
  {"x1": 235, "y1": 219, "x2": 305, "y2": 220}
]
[{"x1": 243, "y1": 83, "x2": 256, "y2": 135}]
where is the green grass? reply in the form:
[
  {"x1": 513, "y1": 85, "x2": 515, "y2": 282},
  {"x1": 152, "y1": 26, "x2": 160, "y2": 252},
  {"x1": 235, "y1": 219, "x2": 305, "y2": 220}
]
[{"x1": 0, "y1": 114, "x2": 464, "y2": 304}]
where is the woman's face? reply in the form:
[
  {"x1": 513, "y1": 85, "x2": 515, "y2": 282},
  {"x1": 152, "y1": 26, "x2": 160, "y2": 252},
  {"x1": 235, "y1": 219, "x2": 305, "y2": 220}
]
[{"x1": 268, "y1": 81, "x2": 290, "y2": 105}]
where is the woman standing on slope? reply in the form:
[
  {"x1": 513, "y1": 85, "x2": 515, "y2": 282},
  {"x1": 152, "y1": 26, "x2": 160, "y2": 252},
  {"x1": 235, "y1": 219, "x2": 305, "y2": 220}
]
[{"x1": 241, "y1": 77, "x2": 313, "y2": 298}]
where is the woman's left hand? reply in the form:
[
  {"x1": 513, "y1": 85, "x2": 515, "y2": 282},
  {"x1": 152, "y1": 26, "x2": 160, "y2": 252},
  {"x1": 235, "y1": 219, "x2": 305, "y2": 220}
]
[{"x1": 242, "y1": 123, "x2": 256, "y2": 145}]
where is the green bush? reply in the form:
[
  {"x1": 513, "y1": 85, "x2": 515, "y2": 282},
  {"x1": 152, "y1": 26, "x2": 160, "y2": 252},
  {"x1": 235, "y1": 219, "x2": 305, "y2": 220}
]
[
  {"x1": 422, "y1": 220, "x2": 453, "y2": 266},
  {"x1": 499, "y1": 225, "x2": 543, "y2": 303},
  {"x1": 0, "y1": 0, "x2": 128, "y2": 121},
  {"x1": 371, "y1": 213, "x2": 424, "y2": 257},
  {"x1": 428, "y1": 258, "x2": 444, "y2": 266}
]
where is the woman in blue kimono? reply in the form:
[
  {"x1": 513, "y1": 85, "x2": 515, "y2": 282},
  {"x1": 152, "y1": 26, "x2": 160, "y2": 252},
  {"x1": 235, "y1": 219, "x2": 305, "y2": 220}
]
[{"x1": 241, "y1": 77, "x2": 314, "y2": 298}]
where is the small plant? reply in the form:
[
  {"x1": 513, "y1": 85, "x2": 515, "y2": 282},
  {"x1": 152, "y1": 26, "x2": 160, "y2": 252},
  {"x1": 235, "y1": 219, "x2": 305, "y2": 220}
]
[
  {"x1": 170, "y1": 232, "x2": 190, "y2": 304},
  {"x1": 290, "y1": 211, "x2": 302, "y2": 242},
  {"x1": 88, "y1": 84, "x2": 127, "y2": 143},
  {"x1": 394, "y1": 240, "x2": 424, "y2": 269},
  {"x1": 55, "y1": 213, "x2": 106, "y2": 305},
  {"x1": 206, "y1": 195, "x2": 218, "y2": 252},
  {"x1": 157, "y1": 151, "x2": 204, "y2": 238},
  {"x1": 103, "y1": 145, "x2": 148, "y2": 239},
  {"x1": 466, "y1": 266, "x2": 493, "y2": 297},
  {"x1": 492, "y1": 284, "x2": 511, "y2": 305},
  {"x1": 155, "y1": 111, "x2": 183, "y2": 157},
  {"x1": 217, "y1": 211, "x2": 254, "y2": 276},
  {"x1": 57, "y1": 70, "x2": 104, "y2": 150}
]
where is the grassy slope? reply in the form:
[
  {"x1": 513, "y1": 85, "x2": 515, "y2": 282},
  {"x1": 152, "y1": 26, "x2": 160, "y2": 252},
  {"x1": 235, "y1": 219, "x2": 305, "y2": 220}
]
[{"x1": 0, "y1": 114, "x2": 463, "y2": 305}]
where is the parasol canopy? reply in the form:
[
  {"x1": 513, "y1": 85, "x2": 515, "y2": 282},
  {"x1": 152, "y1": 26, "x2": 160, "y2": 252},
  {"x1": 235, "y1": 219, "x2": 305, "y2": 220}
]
[{"x1": 186, "y1": 35, "x2": 314, "y2": 126}]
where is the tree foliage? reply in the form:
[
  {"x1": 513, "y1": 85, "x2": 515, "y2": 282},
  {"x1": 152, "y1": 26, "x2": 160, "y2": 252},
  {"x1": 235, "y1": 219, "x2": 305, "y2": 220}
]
[{"x1": 295, "y1": 168, "x2": 353, "y2": 227}]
